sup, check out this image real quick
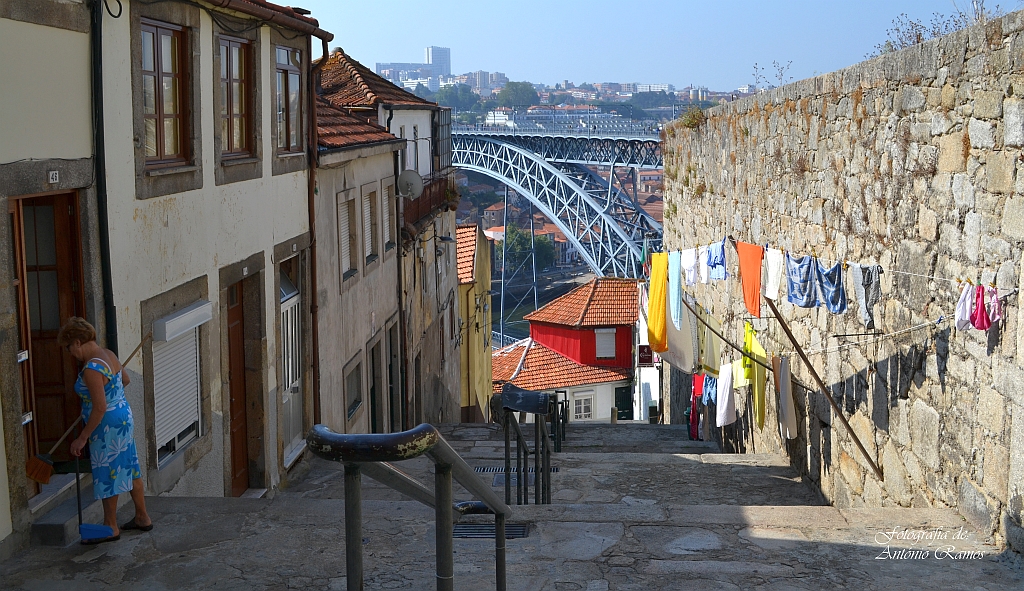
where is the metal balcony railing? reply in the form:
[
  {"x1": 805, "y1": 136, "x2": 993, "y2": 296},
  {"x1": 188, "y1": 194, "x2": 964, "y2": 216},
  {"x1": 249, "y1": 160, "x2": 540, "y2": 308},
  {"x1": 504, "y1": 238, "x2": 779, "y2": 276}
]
[
  {"x1": 402, "y1": 175, "x2": 454, "y2": 229},
  {"x1": 307, "y1": 423, "x2": 512, "y2": 591},
  {"x1": 497, "y1": 383, "x2": 564, "y2": 506}
]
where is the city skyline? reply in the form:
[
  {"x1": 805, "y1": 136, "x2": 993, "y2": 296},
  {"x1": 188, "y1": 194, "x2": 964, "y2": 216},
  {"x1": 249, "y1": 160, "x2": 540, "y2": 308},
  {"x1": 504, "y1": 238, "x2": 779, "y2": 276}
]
[{"x1": 299, "y1": 0, "x2": 1006, "y2": 91}]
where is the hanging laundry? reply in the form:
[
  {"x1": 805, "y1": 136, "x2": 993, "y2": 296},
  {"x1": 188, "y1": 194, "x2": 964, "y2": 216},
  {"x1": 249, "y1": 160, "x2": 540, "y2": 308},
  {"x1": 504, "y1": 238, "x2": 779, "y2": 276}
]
[
  {"x1": 716, "y1": 360, "x2": 736, "y2": 427},
  {"x1": 695, "y1": 304, "x2": 708, "y2": 370},
  {"x1": 736, "y1": 241, "x2": 765, "y2": 318},
  {"x1": 816, "y1": 260, "x2": 848, "y2": 314},
  {"x1": 744, "y1": 322, "x2": 767, "y2": 431},
  {"x1": 702, "y1": 374, "x2": 718, "y2": 406},
  {"x1": 772, "y1": 356, "x2": 798, "y2": 440},
  {"x1": 686, "y1": 294, "x2": 700, "y2": 370},
  {"x1": 986, "y1": 286, "x2": 1003, "y2": 324},
  {"x1": 698, "y1": 246, "x2": 711, "y2": 284},
  {"x1": 733, "y1": 348, "x2": 750, "y2": 387},
  {"x1": 708, "y1": 237, "x2": 728, "y2": 280},
  {"x1": 690, "y1": 375, "x2": 702, "y2": 440},
  {"x1": 702, "y1": 314, "x2": 722, "y2": 378},
  {"x1": 681, "y1": 248, "x2": 699, "y2": 286},
  {"x1": 763, "y1": 248, "x2": 785, "y2": 300},
  {"x1": 971, "y1": 284, "x2": 992, "y2": 330},
  {"x1": 786, "y1": 253, "x2": 819, "y2": 308},
  {"x1": 668, "y1": 250, "x2": 682, "y2": 330},
  {"x1": 850, "y1": 263, "x2": 881, "y2": 329},
  {"x1": 648, "y1": 252, "x2": 669, "y2": 351},
  {"x1": 660, "y1": 294, "x2": 696, "y2": 372},
  {"x1": 955, "y1": 283, "x2": 974, "y2": 331}
]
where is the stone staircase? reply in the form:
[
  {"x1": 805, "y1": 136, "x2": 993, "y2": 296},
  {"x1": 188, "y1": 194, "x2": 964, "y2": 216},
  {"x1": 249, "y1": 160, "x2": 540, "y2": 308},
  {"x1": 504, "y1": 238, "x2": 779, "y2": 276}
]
[{"x1": 1, "y1": 423, "x2": 1021, "y2": 590}]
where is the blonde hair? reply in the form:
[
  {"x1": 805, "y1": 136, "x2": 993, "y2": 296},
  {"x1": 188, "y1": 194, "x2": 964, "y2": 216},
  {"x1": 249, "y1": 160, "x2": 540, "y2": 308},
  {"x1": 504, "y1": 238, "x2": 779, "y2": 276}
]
[{"x1": 57, "y1": 317, "x2": 97, "y2": 347}]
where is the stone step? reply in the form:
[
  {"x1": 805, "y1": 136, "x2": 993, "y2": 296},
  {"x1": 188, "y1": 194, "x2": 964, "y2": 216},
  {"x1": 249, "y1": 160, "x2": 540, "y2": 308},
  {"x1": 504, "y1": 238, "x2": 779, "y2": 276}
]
[{"x1": 30, "y1": 477, "x2": 129, "y2": 547}]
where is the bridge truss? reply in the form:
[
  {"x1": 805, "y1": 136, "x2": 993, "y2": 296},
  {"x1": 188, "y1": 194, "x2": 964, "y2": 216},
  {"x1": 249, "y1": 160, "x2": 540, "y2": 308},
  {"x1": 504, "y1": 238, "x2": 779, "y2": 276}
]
[
  {"x1": 455, "y1": 130, "x2": 663, "y2": 169},
  {"x1": 453, "y1": 135, "x2": 662, "y2": 279}
]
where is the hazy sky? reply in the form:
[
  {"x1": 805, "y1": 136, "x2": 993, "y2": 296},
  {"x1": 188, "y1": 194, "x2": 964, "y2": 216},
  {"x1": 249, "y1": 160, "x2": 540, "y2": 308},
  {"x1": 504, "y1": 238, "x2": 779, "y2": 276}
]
[{"x1": 297, "y1": 1, "x2": 1019, "y2": 90}]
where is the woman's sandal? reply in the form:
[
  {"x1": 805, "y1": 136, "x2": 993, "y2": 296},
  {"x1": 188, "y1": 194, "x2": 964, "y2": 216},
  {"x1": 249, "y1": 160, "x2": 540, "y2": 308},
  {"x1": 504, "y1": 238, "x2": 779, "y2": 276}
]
[{"x1": 120, "y1": 518, "x2": 154, "y2": 532}]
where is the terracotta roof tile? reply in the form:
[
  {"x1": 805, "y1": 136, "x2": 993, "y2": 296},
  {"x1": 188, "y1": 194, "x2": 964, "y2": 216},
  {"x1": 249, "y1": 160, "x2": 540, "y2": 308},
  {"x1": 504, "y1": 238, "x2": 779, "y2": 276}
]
[
  {"x1": 456, "y1": 224, "x2": 477, "y2": 284},
  {"x1": 317, "y1": 99, "x2": 397, "y2": 150},
  {"x1": 524, "y1": 277, "x2": 639, "y2": 327},
  {"x1": 492, "y1": 339, "x2": 632, "y2": 393},
  {"x1": 320, "y1": 50, "x2": 435, "y2": 108}
]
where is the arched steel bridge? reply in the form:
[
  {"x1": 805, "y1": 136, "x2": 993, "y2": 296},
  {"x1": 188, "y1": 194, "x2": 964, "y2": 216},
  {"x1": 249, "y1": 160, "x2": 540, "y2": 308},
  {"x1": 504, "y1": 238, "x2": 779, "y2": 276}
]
[{"x1": 452, "y1": 131, "x2": 663, "y2": 279}]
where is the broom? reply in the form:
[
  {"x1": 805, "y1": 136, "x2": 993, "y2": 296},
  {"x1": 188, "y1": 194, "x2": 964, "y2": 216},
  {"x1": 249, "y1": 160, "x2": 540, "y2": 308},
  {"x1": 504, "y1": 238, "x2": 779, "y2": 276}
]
[
  {"x1": 25, "y1": 332, "x2": 152, "y2": 485},
  {"x1": 76, "y1": 438, "x2": 116, "y2": 543}
]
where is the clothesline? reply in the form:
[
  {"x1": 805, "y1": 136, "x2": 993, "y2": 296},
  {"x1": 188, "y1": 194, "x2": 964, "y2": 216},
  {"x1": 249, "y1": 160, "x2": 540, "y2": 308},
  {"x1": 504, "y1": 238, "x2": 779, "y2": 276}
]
[
  {"x1": 786, "y1": 315, "x2": 947, "y2": 356},
  {"x1": 885, "y1": 268, "x2": 1015, "y2": 295}
]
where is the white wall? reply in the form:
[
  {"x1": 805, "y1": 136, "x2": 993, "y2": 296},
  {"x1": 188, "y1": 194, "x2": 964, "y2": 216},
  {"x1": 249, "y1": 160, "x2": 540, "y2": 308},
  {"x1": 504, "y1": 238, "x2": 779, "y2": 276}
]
[
  {"x1": 0, "y1": 18, "x2": 93, "y2": 162},
  {"x1": 379, "y1": 108, "x2": 433, "y2": 177},
  {"x1": 101, "y1": 7, "x2": 309, "y2": 493}
]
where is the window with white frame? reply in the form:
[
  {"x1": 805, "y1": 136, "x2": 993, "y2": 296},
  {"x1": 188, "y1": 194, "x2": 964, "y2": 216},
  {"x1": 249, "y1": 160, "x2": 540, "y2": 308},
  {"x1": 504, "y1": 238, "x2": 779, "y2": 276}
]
[
  {"x1": 152, "y1": 300, "x2": 212, "y2": 466},
  {"x1": 574, "y1": 393, "x2": 593, "y2": 420},
  {"x1": 595, "y1": 328, "x2": 616, "y2": 359},
  {"x1": 412, "y1": 125, "x2": 420, "y2": 173}
]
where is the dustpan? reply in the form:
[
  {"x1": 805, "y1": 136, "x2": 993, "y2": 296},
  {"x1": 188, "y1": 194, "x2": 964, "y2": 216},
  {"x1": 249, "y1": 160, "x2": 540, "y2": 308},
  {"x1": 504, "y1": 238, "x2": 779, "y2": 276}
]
[
  {"x1": 26, "y1": 417, "x2": 81, "y2": 485},
  {"x1": 76, "y1": 451, "x2": 115, "y2": 542}
]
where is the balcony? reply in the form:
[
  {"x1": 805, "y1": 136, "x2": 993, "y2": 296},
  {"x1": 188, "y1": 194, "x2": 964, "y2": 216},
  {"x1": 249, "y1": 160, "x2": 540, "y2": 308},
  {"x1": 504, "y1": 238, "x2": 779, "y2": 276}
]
[{"x1": 402, "y1": 174, "x2": 457, "y2": 234}]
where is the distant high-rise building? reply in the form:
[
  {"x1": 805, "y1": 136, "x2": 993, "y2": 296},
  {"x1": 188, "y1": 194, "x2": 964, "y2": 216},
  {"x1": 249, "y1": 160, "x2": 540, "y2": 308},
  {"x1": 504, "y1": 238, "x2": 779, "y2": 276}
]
[
  {"x1": 489, "y1": 72, "x2": 508, "y2": 87},
  {"x1": 425, "y1": 46, "x2": 451, "y2": 77},
  {"x1": 636, "y1": 83, "x2": 675, "y2": 93}
]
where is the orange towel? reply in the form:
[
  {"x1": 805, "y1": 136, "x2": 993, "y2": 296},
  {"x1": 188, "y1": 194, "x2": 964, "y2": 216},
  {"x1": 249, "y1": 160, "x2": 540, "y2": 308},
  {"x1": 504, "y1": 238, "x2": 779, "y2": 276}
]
[
  {"x1": 647, "y1": 252, "x2": 669, "y2": 352},
  {"x1": 736, "y1": 241, "x2": 764, "y2": 318}
]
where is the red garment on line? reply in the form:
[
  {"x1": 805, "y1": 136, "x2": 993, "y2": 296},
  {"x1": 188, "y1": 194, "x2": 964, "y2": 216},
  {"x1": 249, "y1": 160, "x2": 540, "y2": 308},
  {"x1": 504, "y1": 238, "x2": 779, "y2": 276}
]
[
  {"x1": 736, "y1": 241, "x2": 765, "y2": 318},
  {"x1": 971, "y1": 284, "x2": 992, "y2": 330}
]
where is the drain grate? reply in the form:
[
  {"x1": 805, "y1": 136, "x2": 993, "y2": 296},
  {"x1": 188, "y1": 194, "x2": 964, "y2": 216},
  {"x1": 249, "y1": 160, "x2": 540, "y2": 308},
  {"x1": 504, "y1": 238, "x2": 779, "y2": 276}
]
[
  {"x1": 453, "y1": 523, "x2": 529, "y2": 539},
  {"x1": 491, "y1": 473, "x2": 534, "y2": 488},
  {"x1": 473, "y1": 466, "x2": 559, "y2": 473}
]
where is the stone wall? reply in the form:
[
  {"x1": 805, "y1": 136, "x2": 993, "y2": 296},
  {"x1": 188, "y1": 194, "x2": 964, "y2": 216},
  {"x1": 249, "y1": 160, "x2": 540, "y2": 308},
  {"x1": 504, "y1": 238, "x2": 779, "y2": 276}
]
[{"x1": 662, "y1": 11, "x2": 1024, "y2": 552}]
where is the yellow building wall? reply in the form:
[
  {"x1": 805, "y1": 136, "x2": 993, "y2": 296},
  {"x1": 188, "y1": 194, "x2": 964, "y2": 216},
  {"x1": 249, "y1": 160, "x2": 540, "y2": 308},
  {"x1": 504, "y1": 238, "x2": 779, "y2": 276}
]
[{"x1": 459, "y1": 229, "x2": 493, "y2": 421}]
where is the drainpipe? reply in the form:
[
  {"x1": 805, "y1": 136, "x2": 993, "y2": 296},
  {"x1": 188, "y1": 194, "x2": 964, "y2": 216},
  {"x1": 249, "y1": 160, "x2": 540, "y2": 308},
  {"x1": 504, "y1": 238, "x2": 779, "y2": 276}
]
[
  {"x1": 386, "y1": 106, "x2": 411, "y2": 429},
  {"x1": 308, "y1": 37, "x2": 329, "y2": 425},
  {"x1": 92, "y1": 0, "x2": 118, "y2": 354}
]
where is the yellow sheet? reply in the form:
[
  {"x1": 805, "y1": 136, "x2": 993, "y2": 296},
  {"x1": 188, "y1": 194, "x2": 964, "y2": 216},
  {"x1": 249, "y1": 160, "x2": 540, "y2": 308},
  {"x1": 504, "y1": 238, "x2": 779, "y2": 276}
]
[
  {"x1": 743, "y1": 322, "x2": 767, "y2": 431},
  {"x1": 648, "y1": 252, "x2": 669, "y2": 352}
]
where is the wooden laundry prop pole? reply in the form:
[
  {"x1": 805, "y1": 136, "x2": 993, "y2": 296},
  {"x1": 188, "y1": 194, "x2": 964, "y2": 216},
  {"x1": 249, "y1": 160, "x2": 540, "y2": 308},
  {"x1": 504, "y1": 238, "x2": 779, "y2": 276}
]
[
  {"x1": 678, "y1": 295, "x2": 772, "y2": 372},
  {"x1": 764, "y1": 296, "x2": 884, "y2": 481}
]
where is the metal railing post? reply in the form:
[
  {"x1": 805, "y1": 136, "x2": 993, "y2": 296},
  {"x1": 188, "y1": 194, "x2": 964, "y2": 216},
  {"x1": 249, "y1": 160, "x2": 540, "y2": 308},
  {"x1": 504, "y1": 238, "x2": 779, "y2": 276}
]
[
  {"x1": 435, "y1": 463, "x2": 454, "y2": 591},
  {"x1": 534, "y1": 419, "x2": 541, "y2": 504},
  {"x1": 541, "y1": 419, "x2": 551, "y2": 504},
  {"x1": 344, "y1": 463, "x2": 363, "y2": 591},
  {"x1": 494, "y1": 513, "x2": 506, "y2": 591},
  {"x1": 503, "y1": 410, "x2": 511, "y2": 505}
]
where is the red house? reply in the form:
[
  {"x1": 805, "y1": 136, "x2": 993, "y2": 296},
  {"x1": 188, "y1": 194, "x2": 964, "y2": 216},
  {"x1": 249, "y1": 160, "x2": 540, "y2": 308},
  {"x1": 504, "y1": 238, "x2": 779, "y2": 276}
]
[{"x1": 525, "y1": 277, "x2": 639, "y2": 368}]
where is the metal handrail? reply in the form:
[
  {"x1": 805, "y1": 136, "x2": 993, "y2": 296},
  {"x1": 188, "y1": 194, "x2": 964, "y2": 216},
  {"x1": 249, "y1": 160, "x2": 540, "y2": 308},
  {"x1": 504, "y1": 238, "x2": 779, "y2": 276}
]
[
  {"x1": 499, "y1": 384, "x2": 556, "y2": 505},
  {"x1": 307, "y1": 424, "x2": 512, "y2": 591}
]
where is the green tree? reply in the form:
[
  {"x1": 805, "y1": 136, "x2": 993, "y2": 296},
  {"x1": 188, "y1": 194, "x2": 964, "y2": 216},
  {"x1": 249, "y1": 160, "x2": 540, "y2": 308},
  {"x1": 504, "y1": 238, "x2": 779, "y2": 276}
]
[
  {"x1": 630, "y1": 91, "x2": 675, "y2": 109},
  {"x1": 496, "y1": 222, "x2": 555, "y2": 271},
  {"x1": 436, "y1": 84, "x2": 480, "y2": 111},
  {"x1": 496, "y1": 81, "x2": 539, "y2": 108}
]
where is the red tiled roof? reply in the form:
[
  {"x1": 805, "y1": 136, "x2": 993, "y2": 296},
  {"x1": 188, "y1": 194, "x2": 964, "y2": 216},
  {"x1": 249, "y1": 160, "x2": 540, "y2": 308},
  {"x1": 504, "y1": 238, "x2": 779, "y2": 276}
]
[
  {"x1": 525, "y1": 277, "x2": 639, "y2": 327},
  {"x1": 320, "y1": 50, "x2": 434, "y2": 108},
  {"x1": 456, "y1": 225, "x2": 477, "y2": 284},
  {"x1": 492, "y1": 339, "x2": 632, "y2": 393},
  {"x1": 317, "y1": 99, "x2": 397, "y2": 150}
]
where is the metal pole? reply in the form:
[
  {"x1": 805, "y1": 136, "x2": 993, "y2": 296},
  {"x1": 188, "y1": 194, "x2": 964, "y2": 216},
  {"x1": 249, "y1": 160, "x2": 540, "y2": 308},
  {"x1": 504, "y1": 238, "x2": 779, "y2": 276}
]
[
  {"x1": 529, "y1": 202, "x2": 538, "y2": 311},
  {"x1": 504, "y1": 410, "x2": 512, "y2": 505},
  {"x1": 763, "y1": 297, "x2": 885, "y2": 481},
  {"x1": 494, "y1": 512, "x2": 507, "y2": 591},
  {"x1": 515, "y1": 425, "x2": 522, "y2": 505},
  {"x1": 344, "y1": 464, "x2": 363, "y2": 591},
  {"x1": 499, "y1": 185, "x2": 509, "y2": 342},
  {"x1": 541, "y1": 419, "x2": 551, "y2": 504},
  {"x1": 534, "y1": 417, "x2": 541, "y2": 504},
  {"x1": 435, "y1": 463, "x2": 454, "y2": 591}
]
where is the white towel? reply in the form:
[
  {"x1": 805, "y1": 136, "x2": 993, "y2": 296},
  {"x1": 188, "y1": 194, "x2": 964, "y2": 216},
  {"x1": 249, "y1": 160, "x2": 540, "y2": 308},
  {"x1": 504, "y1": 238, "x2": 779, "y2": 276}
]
[
  {"x1": 716, "y1": 360, "x2": 736, "y2": 427},
  {"x1": 763, "y1": 248, "x2": 785, "y2": 300},
  {"x1": 774, "y1": 356, "x2": 798, "y2": 439},
  {"x1": 955, "y1": 283, "x2": 974, "y2": 331},
  {"x1": 680, "y1": 248, "x2": 698, "y2": 286},
  {"x1": 698, "y1": 246, "x2": 710, "y2": 284}
]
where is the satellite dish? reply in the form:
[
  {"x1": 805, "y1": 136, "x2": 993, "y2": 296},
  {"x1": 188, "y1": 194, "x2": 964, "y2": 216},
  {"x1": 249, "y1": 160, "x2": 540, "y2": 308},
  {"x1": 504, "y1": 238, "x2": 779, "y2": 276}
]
[{"x1": 397, "y1": 169, "x2": 424, "y2": 199}]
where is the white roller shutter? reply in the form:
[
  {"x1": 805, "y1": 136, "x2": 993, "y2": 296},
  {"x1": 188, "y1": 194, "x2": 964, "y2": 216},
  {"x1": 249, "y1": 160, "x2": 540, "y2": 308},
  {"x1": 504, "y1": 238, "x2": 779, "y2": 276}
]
[
  {"x1": 363, "y1": 192, "x2": 372, "y2": 258},
  {"x1": 339, "y1": 196, "x2": 351, "y2": 272},
  {"x1": 382, "y1": 185, "x2": 392, "y2": 246},
  {"x1": 153, "y1": 327, "x2": 200, "y2": 448},
  {"x1": 595, "y1": 328, "x2": 616, "y2": 359}
]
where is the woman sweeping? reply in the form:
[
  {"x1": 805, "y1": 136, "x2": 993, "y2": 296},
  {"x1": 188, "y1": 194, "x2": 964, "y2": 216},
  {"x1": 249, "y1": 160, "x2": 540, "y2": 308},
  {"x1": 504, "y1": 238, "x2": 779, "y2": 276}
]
[{"x1": 59, "y1": 317, "x2": 152, "y2": 545}]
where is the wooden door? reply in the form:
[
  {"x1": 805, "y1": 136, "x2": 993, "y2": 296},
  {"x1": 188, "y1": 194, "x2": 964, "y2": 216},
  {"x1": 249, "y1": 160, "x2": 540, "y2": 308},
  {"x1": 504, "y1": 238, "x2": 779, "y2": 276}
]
[
  {"x1": 11, "y1": 194, "x2": 84, "y2": 468},
  {"x1": 615, "y1": 386, "x2": 634, "y2": 421},
  {"x1": 227, "y1": 281, "x2": 249, "y2": 496}
]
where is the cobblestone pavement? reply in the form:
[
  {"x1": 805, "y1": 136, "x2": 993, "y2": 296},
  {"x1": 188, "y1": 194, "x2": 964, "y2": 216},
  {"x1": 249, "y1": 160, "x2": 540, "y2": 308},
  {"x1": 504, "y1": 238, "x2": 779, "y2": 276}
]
[{"x1": 1, "y1": 423, "x2": 1021, "y2": 590}]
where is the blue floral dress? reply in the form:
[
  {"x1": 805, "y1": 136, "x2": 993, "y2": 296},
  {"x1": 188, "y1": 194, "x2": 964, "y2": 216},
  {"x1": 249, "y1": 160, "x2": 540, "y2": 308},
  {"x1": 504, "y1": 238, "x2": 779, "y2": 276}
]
[{"x1": 74, "y1": 358, "x2": 142, "y2": 500}]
